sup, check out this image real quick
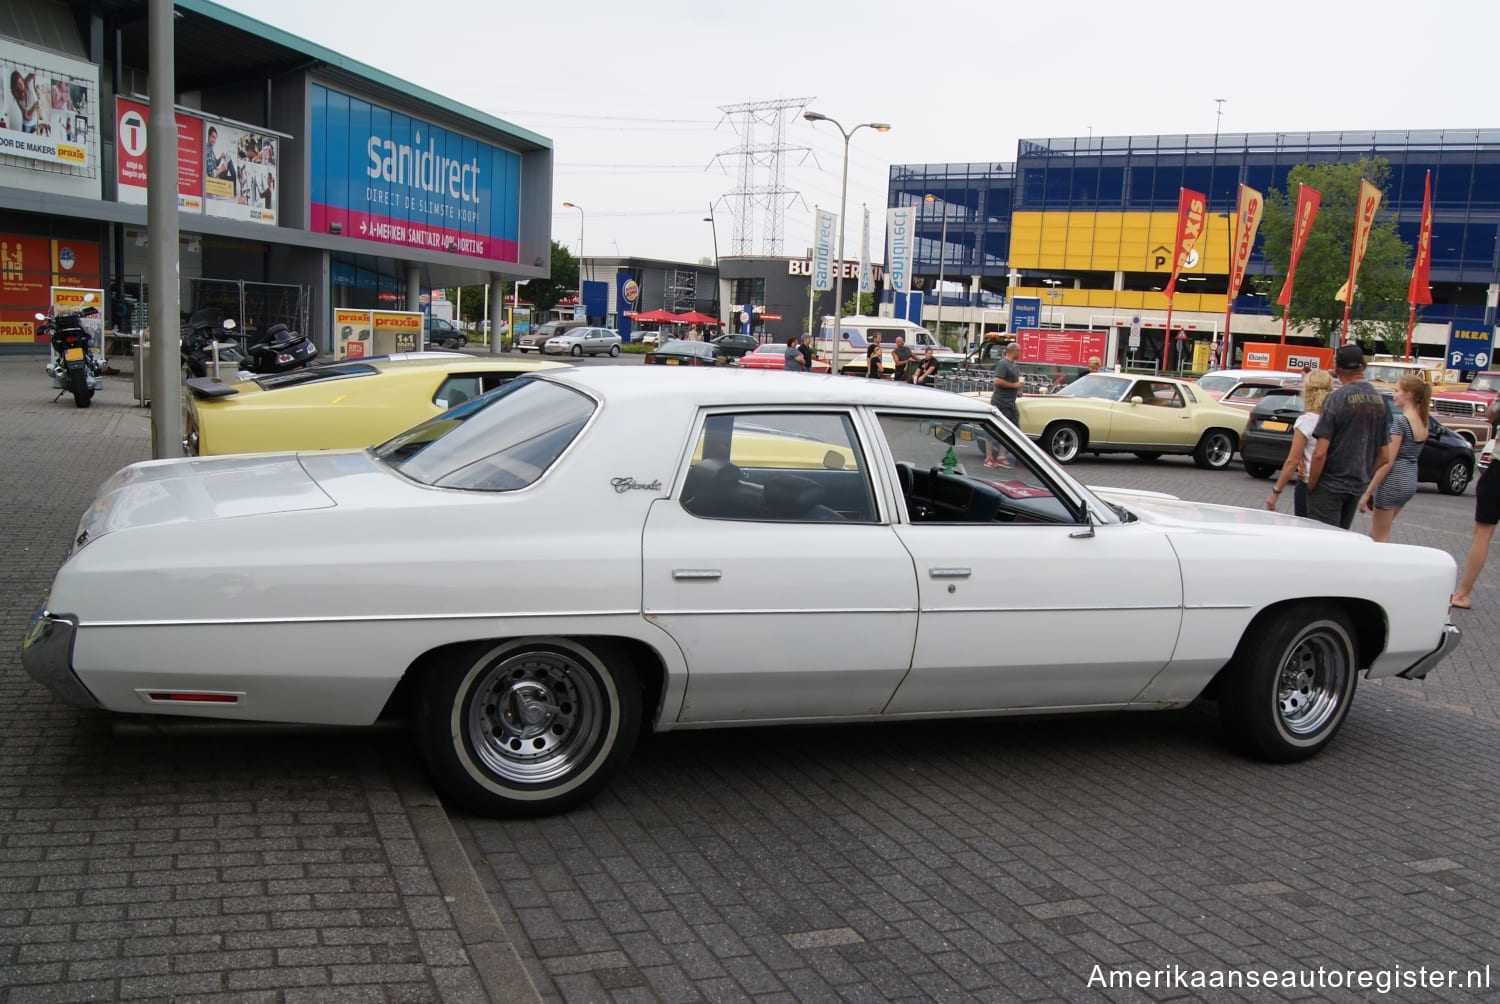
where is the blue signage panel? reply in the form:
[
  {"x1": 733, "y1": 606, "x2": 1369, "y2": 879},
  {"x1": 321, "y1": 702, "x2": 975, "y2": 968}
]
[
  {"x1": 1448, "y1": 322, "x2": 1495, "y2": 371},
  {"x1": 581, "y1": 280, "x2": 608, "y2": 324},
  {"x1": 616, "y1": 273, "x2": 638, "y2": 340},
  {"x1": 1010, "y1": 296, "x2": 1040, "y2": 333},
  {"x1": 309, "y1": 84, "x2": 521, "y2": 264}
]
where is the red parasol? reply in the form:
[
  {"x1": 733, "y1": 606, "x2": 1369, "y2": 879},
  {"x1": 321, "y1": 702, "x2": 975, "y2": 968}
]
[{"x1": 672, "y1": 311, "x2": 722, "y2": 326}]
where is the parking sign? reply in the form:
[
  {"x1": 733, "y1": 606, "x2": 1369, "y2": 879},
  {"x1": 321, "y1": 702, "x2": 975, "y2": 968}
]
[{"x1": 1448, "y1": 322, "x2": 1495, "y2": 370}]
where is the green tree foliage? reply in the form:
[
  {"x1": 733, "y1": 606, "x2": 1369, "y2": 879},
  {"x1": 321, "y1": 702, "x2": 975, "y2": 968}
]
[
  {"x1": 1261, "y1": 158, "x2": 1412, "y2": 350},
  {"x1": 517, "y1": 242, "x2": 577, "y2": 315},
  {"x1": 841, "y1": 291, "x2": 876, "y2": 315}
]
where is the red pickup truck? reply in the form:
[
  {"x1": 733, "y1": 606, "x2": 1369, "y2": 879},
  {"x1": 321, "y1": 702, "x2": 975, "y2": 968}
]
[{"x1": 1430, "y1": 371, "x2": 1500, "y2": 447}]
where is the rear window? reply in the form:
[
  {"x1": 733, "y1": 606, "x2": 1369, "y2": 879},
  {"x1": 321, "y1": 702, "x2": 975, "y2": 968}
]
[
  {"x1": 253, "y1": 362, "x2": 378, "y2": 390},
  {"x1": 374, "y1": 378, "x2": 595, "y2": 491}
]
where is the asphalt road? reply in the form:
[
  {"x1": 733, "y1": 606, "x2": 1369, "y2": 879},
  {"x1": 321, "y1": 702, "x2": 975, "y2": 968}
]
[{"x1": 2, "y1": 354, "x2": 1497, "y2": 1002}]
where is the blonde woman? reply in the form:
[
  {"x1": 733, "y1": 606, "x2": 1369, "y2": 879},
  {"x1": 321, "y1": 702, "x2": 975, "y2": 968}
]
[
  {"x1": 1360, "y1": 373, "x2": 1429, "y2": 542},
  {"x1": 1266, "y1": 369, "x2": 1334, "y2": 517}
]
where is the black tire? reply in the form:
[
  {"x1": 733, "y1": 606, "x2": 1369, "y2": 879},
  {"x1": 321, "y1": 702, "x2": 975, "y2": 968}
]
[
  {"x1": 609, "y1": 344, "x2": 621, "y2": 357},
  {"x1": 1192, "y1": 429, "x2": 1236, "y2": 470},
  {"x1": 1218, "y1": 604, "x2": 1358, "y2": 762},
  {"x1": 1134, "y1": 451, "x2": 1162, "y2": 463},
  {"x1": 1244, "y1": 462, "x2": 1276, "y2": 479},
  {"x1": 183, "y1": 357, "x2": 205, "y2": 380},
  {"x1": 70, "y1": 369, "x2": 92, "y2": 408},
  {"x1": 415, "y1": 638, "x2": 640, "y2": 817},
  {"x1": 518, "y1": 348, "x2": 529, "y2": 354},
  {"x1": 1042, "y1": 423, "x2": 1085, "y2": 464},
  {"x1": 1439, "y1": 457, "x2": 1472, "y2": 495},
  {"x1": 571, "y1": 344, "x2": 583, "y2": 357}
]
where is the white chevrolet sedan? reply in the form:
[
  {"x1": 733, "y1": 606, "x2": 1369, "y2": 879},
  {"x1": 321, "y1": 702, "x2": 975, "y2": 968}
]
[{"x1": 24, "y1": 369, "x2": 1460, "y2": 817}]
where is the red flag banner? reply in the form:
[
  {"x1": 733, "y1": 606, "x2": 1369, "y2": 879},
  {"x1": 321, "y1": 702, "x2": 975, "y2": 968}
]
[
  {"x1": 1408, "y1": 171, "x2": 1433, "y2": 306},
  {"x1": 1227, "y1": 185, "x2": 1264, "y2": 302},
  {"x1": 1335, "y1": 179, "x2": 1382, "y2": 303},
  {"x1": 1162, "y1": 188, "x2": 1206, "y2": 301},
  {"x1": 1276, "y1": 184, "x2": 1322, "y2": 307}
]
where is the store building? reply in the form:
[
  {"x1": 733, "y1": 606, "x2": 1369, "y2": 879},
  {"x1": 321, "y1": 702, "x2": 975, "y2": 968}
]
[
  {"x1": 0, "y1": 0, "x2": 551, "y2": 356},
  {"x1": 892, "y1": 130, "x2": 1500, "y2": 364},
  {"x1": 716, "y1": 253, "x2": 885, "y2": 340},
  {"x1": 573, "y1": 255, "x2": 719, "y2": 337}
]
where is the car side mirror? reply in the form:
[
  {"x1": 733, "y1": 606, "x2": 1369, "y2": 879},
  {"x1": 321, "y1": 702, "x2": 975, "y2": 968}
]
[{"x1": 1129, "y1": 396, "x2": 1143, "y2": 405}]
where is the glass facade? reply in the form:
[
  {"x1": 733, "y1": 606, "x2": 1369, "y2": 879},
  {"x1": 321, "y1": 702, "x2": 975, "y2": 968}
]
[{"x1": 891, "y1": 130, "x2": 1500, "y2": 325}]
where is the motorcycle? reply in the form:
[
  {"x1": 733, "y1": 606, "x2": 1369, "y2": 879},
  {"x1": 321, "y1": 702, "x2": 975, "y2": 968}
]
[
  {"x1": 181, "y1": 307, "x2": 247, "y2": 380},
  {"x1": 39, "y1": 297, "x2": 105, "y2": 408},
  {"x1": 242, "y1": 323, "x2": 317, "y2": 374}
]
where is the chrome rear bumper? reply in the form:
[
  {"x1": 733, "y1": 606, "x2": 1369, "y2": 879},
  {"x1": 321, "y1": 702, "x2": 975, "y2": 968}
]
[
  {"x1": 21, "y1": 602, "x2": 100, "y2": 709},
  {"x1": 1397, "y1": 622, "x2": 1462, "y2": 680}
]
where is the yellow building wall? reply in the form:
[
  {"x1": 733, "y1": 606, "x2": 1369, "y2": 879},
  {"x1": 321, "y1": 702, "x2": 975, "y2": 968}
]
[{"x1": 1010, "y1": 211, "x2": 1235, "y2": 275}]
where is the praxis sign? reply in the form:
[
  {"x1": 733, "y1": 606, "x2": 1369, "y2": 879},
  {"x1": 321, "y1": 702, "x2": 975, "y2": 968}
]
[{"x1": 309, "y1": 84, "x2": 521, "y2": 263}]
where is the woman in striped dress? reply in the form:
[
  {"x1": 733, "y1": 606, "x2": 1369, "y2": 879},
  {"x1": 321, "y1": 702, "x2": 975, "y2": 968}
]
[{"x1": 1360, "y1": 374, "x2": 1429, "y2": 542}]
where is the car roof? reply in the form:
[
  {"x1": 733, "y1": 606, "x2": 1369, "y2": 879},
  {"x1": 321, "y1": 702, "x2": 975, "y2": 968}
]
[{"x1": 540, "y1": 365, "x2": 993, "y2": 412}]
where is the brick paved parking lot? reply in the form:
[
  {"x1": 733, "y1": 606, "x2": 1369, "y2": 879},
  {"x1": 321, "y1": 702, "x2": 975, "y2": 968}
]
[{"x1": 2, "y1": 356, "x2": 1497, "y2": 1002}]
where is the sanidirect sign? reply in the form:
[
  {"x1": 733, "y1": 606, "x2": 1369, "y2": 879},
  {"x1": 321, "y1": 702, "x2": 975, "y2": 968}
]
[
  {"x1": 886, "y1": 205, "x2": 914, "y2": 293},
  {"x1": 310, "y1": 84, "x2": 521, "y2": 263},
  {"x1": 812, "y1": 209, "x2": 836, "y2": 291}
]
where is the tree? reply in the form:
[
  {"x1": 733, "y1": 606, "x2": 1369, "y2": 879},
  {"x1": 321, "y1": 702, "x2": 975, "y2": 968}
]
[
  {"x1": 841, "y1": 291, "x2": 876, "y2": 316},
  {"x1": 1261, "y1": 157, "x2": 1412, "y2": 351},
  {"x1": 518, "y1": 241, "x2": 577, "y2": 315}
]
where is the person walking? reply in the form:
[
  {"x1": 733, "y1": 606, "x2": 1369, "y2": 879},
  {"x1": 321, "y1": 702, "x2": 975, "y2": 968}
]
[
  {"x1": 1306, "y1": 344, "x2": 1391, "y2": 529},
  {"x1": 1360, "y1": 374, "x2": 1429, "y2": 542},
  {"x1": 798, "y1": 333, "x2": 814, "y2": 373},
  {"x1": 1451, "y1": 438, "x2": 1500, "y2": 609},
  {"x1": 865, "y1": 332, "x2": 884, "y2": 379},
  {"x1": 1266, "y1": 368, "x2": 1334, "y2": 518},
  {"x1": 984, "y1": 342, "x2": 1024, "y2": 468}
]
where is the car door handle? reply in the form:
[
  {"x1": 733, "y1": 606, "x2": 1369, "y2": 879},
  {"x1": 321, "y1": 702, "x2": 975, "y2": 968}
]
[
  {"x1": 928, "y1": 567, "x2": 972, "y2": 578},
  {"x1": 672, "y1": 569, "x2": 722, "y2": 580}
]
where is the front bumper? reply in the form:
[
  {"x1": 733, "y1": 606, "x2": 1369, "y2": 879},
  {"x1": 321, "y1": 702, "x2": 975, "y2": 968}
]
[
  {"x1": 1397, "y1": 622, "x2": 1462, "y2": 680},
  {"x1": 21, "y1": 601, "x2": 100, "y2": 708}
]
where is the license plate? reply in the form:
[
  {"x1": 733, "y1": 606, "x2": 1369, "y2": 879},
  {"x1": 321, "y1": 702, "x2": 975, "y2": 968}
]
[
  {"x1": 1260, "y1": 420, "x2": 1288, "y2": 431},
  {"x1": 665, "y1": 358, "x2": 679, "y2": 365},
  {"x1": 63, "y1": 347, "x2": 84, "y2": 361}
]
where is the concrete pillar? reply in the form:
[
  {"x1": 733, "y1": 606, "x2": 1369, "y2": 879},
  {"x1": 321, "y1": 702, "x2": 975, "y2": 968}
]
[
  {"x1": 488, "y1": 274, "x2": 505, "y2": 355},
  {"x1": 406, "y1": 263, "x2": 422, "y2": 312}
]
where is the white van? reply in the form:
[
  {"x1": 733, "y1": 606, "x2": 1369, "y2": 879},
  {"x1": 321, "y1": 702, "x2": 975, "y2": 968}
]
[{"x1": 814, "y1": 315, "x2": 962, "y2": 375}]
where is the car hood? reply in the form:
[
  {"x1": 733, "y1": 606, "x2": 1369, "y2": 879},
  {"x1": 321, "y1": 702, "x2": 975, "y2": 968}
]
[
  {"x1": 78, "y1": 453, "x2": 335, "y2": 543},
  {"x1": 1093, "y1": 489, "x2": 1344, "y2": 534}
]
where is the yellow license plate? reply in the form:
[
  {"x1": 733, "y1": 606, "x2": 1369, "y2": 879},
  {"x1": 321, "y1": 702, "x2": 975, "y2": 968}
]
[
  {"x1": 1260, "y1": 420, "x2": 1288, "y2": 432},
  {"x1": 63, "y1": 347, "x2": 84, "y2": 361},
  {"x1": 665, "y1": 358, "x2": 679, "y2": 365}
]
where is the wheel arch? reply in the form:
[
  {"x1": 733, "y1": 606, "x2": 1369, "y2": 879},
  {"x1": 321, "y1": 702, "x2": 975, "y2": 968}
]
[{"x1": 1205, "y1": 596, "x2": 1386, "y2": 698}]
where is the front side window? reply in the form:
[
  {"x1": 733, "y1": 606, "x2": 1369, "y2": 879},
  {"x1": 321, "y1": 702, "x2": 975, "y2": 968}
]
[
  {"x1": 375, "y1": 377, "x2": 594, "y2": 491},
  {"x1": 681, "y1": 412, "x2": 875, "y2": 522},
  {"x1": 1129, "y1": 381, "x2": 1185, "y2": 407},
  {"x1": 876, "y1": 412, "x2": 1083, "y2": 525},
  {"x1": 1057, "y1": 373, "x2": 1129, "y2": 401}
]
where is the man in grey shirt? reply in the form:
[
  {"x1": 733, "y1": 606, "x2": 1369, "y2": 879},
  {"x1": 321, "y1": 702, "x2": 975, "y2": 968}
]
[
  {"x1": 985, "y1": 342, "x2": 1025, "y2": 468},
  {"x1": 1307, "y1": 343, "x2": 1391, "y2": 529}
]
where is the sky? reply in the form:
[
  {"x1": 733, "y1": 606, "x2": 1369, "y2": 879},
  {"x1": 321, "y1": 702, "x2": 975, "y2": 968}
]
[{"x1": 226, "y1": 0, "x2": 1499, "y2": 268}]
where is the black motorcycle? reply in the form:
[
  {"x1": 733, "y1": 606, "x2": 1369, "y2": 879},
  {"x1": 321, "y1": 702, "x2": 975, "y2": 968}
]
[
  {"x1": 180, "y1": 307, "x2": 247, "y2": 380},
  {"x1": 40, "y1": 301, "x2": 105, "y2": 408},
  {"x1": 242, "y1": 323, "x2": 317, "y2": 374}
]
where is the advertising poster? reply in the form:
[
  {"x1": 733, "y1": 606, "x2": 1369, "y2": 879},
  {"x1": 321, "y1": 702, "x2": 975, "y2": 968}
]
[
  {"x1": 371, "y1": 310, "x2": 421, "y2": 355},
  {"x1": 0, "y1": 38, "x2": 94, "y2": 170},
  {"x1": 50, "y1": 285, "x2": 104, "y2": 346},
  {"x1": 0, "y1": 236, "x2": 99, "y2": 342},
  {"x1": 1017, "y1": 328, "x2": 1107, "y2": 368},
  {"x1": 115, "y1": 96, "x2": 204, "y2": 212},
  {"x1": 310, "y1": 84, "x2": 521, "y2": 263},
  {"x1": 334, "y1": 307, "x2": 372, "y2": 359},
  {"x1": 50, "y1": 239, "x2": 99, "y2": 288},
  {"x1": 204, "y1": 120, "x2": 278, "y2": 224}
]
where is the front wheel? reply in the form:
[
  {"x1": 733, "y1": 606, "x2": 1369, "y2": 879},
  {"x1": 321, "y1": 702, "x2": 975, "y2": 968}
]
[
  {"x1": 571, "y1": 344, "x2": 583, "y2": 357},
  {"x1": 1243, "y1": 462, "x2": 1276, "y2": 479},
  {"x1": 1218, "y1": 605, "x2": 1358, "y2": 761},
  {"x1": 1042, "y1": 423, "x2": 1084, "y2": 464},
  {"x1": 1193, "y1": 429, "x2": 1236, "y2": 470},
  {"x1": 70, "y1": 368, "x2": 93, "y2": 408},
  {"x1": 609, "y1": 344, "x2": 621, "y2": 357},
  {"x1": 1134, "y1": 451, "x2": 1162, "y2": 463},
  {"x1": 1440, "y1": 458, "x2": 1473, "y2": 495},
  {"x1": 415, "y1": 638, "x2": 640, "y2": 817}
]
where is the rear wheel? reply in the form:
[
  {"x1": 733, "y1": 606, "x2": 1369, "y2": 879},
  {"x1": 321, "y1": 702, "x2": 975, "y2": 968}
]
[
  {"x1": 1133, "y1": 451, "x2": 1162, "y2": 463},
  {"x1": 1440, "y1": 458, "x2": 1473, "y2": 495},
  {"x1": 609, "y1": 344, "x2": 621, "y2": 357},
  {"x1": 1042, "y1": 423, "x2": 1085, "y2": 464},
  {"x1": 1244, "y1": 462, "x2": 1276, "y2": 479},
  {"x1": 70, "y1": 368, "x2": 92, "y2": 408},
  {"x1": 571, "y1": 344, "x2": 583, "y2": 357},
  {"x1": 1193, "y1": 429, "x2": 1236, "y2": 470},
  {"x1": 415, "y1": 638, "x2": 640, "y2": 817},
  {"x1": 1218, "y1": 605, "x2": 1357, "y2": 761}
]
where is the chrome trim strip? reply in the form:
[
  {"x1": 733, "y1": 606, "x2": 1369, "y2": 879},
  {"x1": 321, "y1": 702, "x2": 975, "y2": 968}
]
[
  {"x1": 646, "y1": 607, "x2": 916, "y2": 616},
  {"x1": 928, "y1": 567, "x2": 972, "y2": 578},
  {"x1": 919, "y1": 603, "x2": 1183, "y2": 614},
  {"x1": 1398, "y1": 622, "x2": 1461, "y2": 680},
  {"x1": 672, "y1": 569, "x2": 723, "y2": 580},
  {"x1": 80, "y1": 609, "x2": 642, "y2": 628}
]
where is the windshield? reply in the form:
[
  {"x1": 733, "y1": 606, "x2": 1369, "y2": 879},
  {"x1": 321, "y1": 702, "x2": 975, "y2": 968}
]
[
  {"x1": 1365, "y1": 363, "x2": 1419, "y2": 383},
  {"x1": 1056, "y1": 373, "x2": 1130, "y2": 401},
  {"x1": 374, "y1": 378, "x2": 595, "y2": 491},
  {"x1": 1196, "y1": 374, "x2": 1236, "y2": 394},
  {"x1": 1256, "y1": 390, "x2": 1303, "y2": 412},
  {"x1": 1471, "y1": 374, "x2": 1499, "y2": 393}
]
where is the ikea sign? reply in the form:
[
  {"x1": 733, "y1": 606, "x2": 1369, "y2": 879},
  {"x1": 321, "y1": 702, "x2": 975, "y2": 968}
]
[{"x1": 310, "y1": 84, "x2": 521, "y2": 263}]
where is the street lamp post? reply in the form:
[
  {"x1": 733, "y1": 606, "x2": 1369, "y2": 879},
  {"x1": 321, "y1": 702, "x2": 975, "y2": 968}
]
[
  {"x1": 562, "y1": 201, "x2": 584, "y2": 320},
  {"x1": 804, "y1": 110, "x2": 890, "y2": 375},
  {"x1": 703, "y1": 204, "x2": 720, "y2": 326},
  {"x1": 924, "y1": 194, "x2": 949, "y2": 348},
  {"x1": 1042, "y1": 278, "x2": 1062, "y2": 328}
]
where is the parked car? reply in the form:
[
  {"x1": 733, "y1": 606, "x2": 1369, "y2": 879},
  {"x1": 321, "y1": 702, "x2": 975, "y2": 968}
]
[
  {"x1": 643, "y1": 340, "x2": 737, "y2": 366},
  {"x1": 23, "y1": 368, "x2": 1460, "y2": 818},
  {"x1": 639, "y1": 330, "x2": 676, "y2": 348},
  {"x1": 424, "y1": 317, "x2": 468, "y2": 349},
  {"x1": 1239, "y1": 387, "x2": 1475, "y2": 495},
  {"x1": 1216, "y1": 376, "x2": 1305, "y2": 412},
  {"x1": 181, "y1": 353, "x2": 563, "y2": 456},
  {"x1": 1014, "y1": 372, "x2": 1249, "y2": 469},
  {"x1": 815, "y1": 315, "x2": 964, "y2": 374},
  {"x1": 1430, "y1": 370, "x2": 1499, "y2": 447},
  {"x1": 1195, "y1": 369, "x2": 1303, "y2": 400},
  {"x1": 712, "y1": 333, "x2": 762, "y2": 357},
  {"x1": 518, "y1": 320, "x2": 586, "y2": 353},
  {"x1": 544, "y1": 326, "x2": 622, "y2": 357},
  {"x1": 737, "y1": 343, "x2": 830, "y2": 372}
]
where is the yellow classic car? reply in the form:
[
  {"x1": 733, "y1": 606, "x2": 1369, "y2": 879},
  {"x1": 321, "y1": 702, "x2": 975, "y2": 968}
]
[
  {"x1": 182, "y1": 353, "x2": 564, "y2": 456},
  {"x1": 1014, "y1": 372, "x2": 1249, "y2": 469}
]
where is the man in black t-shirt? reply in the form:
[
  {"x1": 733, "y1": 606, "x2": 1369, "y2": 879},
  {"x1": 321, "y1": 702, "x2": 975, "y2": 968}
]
[
  {"x1": 891, "y1": 335, "x2": 913, "y2": 382},
  {"x1": 913, "y1": 348, "x2": 938, "y2": 386},
  {"x1": 1307, "y1": 343, "x2": 1392, "y2": 529},
  {"x1": 865, "y1": 333, "x2": 884, "y2": 379}
]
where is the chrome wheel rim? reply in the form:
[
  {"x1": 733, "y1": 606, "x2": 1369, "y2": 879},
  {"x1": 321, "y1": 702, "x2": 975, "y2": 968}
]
[
  {"x1": 1050, "y1": 428, "x2": 1079, "y2": 462},
  {"x1": 466, "y1": 650, "x2": 603, "y2": 784},
  {"x1": 1206, "y1": 433, "x2": 1233, "y2": 467},
  {"x1": 1450, "y1": 463, "x2": 1470, "y2": 493},
  {"x1": 1277, "y1": 630, "x2": 1349, "y2": 736}
]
